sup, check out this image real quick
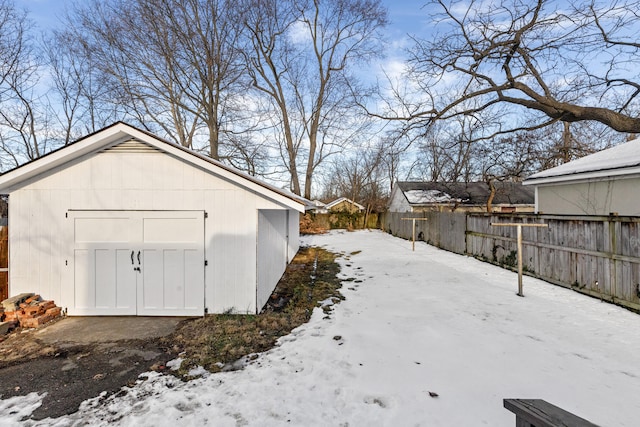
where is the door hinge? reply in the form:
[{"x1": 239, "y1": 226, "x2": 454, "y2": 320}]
[
  {"x1": 204, "y1": 260, "x2": 208, "y2": 266},
  {"x1": 65, "y1": 212, "x2": 68, "y2": 218},
  {"x1": 204, "y1": 211, "x2": 208, "y2": 219}
]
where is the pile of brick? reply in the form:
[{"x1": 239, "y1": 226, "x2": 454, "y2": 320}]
[{"x1": 1, "y1": 293, "x2": 63, "y2": 335}]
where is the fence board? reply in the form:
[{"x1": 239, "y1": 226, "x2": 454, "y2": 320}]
[{"x1": 381, "y1": 211, "x2": 640, "y2": 312}]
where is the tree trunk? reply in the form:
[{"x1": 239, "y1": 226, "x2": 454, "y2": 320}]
[{"x1": 486, "y1": 179, "x2": 496, "y2": 213}]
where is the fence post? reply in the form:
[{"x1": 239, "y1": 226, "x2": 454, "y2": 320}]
[
  {"x1": 517, "y1": 225, "x2": 523, "y2": 296},
  {"x1": 491, "y1": 222, "x2": 549, "y2": 297},
  {"x1": 401, "y1": 217, "x2": 429, "y2": 251}
]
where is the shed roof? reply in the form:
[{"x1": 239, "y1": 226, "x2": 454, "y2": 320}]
[
  {"x1": 0, "y1": 122, "x2": 307, "y2": 212},
  {"x1": 395, "y1": 181, "x2": 534, "y2": 206},
  {"x1": 524, "y1": 137, "x2": 640, "y2": 185}
]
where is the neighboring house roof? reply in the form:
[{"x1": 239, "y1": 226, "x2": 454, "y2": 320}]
[
  {"x1": 305, "y1": 199, "x2": 328, "y2": 212},
  {"x1": 394, "y1": 181, "x2": 534, "y2": 207},
  {"x1": 0, "y1": 122, "x2": 308, "y2": 212},
  {"x1": 325, "y1": 197, "x2": 365, "y2": 211},
  {"x1": 524, "y1": 137, "x2": 640, "y2": 185}
]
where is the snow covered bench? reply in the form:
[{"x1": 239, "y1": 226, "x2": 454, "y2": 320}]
[{"x1": 503, "y1": 399, "x2": 599, "y2": 427}]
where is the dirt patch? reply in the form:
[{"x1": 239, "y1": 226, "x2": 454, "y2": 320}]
[
  {"x1": 161, "y1": 246, "x2": 342, "y2": 375},
  {"x1": 0, "y1": 328, "x2": 60, "y2": 367},
  {"x1": 0, "y1": 245, "x2": 342, "y2": 421}
]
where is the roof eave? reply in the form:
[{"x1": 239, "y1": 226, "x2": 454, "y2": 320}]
[
  {"x1": 0, "y1": 122, "x2": 308, "y2": 212},
  {"x1": 524, "y1": 166, "x2": 640, "y2": 186},
  {"x1": 0, "y1": 123, "x2": 131, "y2": 191}
]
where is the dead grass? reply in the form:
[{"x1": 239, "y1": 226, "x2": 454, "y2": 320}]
[
  {"x1": 299, "y1": 213, "x2": 328, "y2": 234},
  {"x1": 161, "y1": 246, "x2": 341, "y2": 376}
]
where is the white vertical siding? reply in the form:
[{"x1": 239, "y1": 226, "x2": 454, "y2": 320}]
[
  {"x1": 256, "y1": 210, "x2": 288, "y2": 312},
  {"x1": 388, "y1": 189, "x2": 411, "y2": 212},
  {"x1": 8, "y1": 147, "x2": 297, "y2": 314},
  {"x1": 288, "y1": 210, "x2": 300, "y2": 261}
]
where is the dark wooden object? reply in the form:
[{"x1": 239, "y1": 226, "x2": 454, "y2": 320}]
[{"x1": 504, "y1": 399, "x2": 600, "y2": 427}]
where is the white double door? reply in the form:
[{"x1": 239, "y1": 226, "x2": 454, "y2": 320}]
[{"x1": 69, "y1": 210, "x2": 205, "y2": 316}]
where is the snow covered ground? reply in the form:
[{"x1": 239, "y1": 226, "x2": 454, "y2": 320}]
[{"x1": 3, "y1": 229, "x2": 640, "y2": 426}]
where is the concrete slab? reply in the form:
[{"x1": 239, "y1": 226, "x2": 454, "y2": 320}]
[
  {"x1": 2, "y1": 292, "x2": 35, "y2": 311},
  {"x1": 34, "y1": 316, "x2": 186, "y2": 345}
]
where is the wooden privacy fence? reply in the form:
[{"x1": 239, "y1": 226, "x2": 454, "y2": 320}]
[
  {"x1": 383, "y1": 212, "x2": 640, "y2": 312},
  {"x1": 383, "y1": 211, "x2": 467, "y2": 254},
  {"x1": 303, "y1": 212, "x2": 380, "y2": 231}
]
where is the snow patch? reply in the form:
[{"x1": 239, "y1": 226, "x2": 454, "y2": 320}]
[
  {"x1": 0, "y1": 392, "x2": 44, "y2": 427},
  {"x1": 404, "y1": 189, "x2": 462, "y2": 204},
  {"x1": 4, "y1": 230, "x2": 640, "y2": 426}
]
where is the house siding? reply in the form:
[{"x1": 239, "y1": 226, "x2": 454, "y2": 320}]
[
  {"x1": 8, "y1": 146, "x2": 296, "y2": 314},
  {"x1": 328, "y1": 200, "x2": 360, "y2": 213},
  {"x1": 388, "y1": 190, "x2": 411, "y2": 212},
  {"x1": 536, "y1": 177, "x2": 640, "y2": 216}
]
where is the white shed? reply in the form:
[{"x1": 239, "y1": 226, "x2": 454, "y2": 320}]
[{"x1": 0, "y1": 122, "x2": 306, "y2": 316}]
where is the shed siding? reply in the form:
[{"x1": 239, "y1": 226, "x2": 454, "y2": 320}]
[
  {"x1": 388, "y1": 190, "x2": 411, "y2": 213},
  {"x1": 256, "y1": 210, "x2": 288, "y2": 311},
  {"x1": 8, "y1": 148, "x2": 293, "y2": 314},
  {"x1": 288, "y1": 211, "x2": 300, "y2": 261},
  {"x1": 536, "y1": 177, "x2": 640, "y2": 216}
]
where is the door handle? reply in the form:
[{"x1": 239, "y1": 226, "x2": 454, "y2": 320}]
[
  {"x1": 131, "y1": 250, "x2": 134, "y2": 265},
  {"x1": 137, "y1": 251, "x2": 141, "y2": 265}
]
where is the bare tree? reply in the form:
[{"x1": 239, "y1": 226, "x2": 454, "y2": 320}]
[
  {"x1": 390, "y1": 0, "x2": 640, "y2": 140},
  {"x1": 319, "y1": 141, "x2": 389, "y2": 212},
  {"x1": 242, "y1": 0, "x2": 388, "y2": 197},
  {"x1": 0, "y1": 0, "x2": 56, "y2": 169},
  {"x1": 66, "y1": 0, "x2": 248, "y2": 160},
  {"x1": 409, "y1": 112, "x2": 497, "y2": 183},
  {"x1": 534, "y1": 121, "x2": 622, "y2": 170},
  {"x1": 44, "y1": 29, "x2": 122, "y2": 145}
]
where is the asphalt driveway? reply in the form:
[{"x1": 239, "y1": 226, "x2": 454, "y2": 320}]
[{"x1": 0, "y1": 316, "x2": 188, "y2": 421}]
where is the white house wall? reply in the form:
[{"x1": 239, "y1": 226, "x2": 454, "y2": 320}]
[
  {"x1": 388, "y1": 189, "x2": 411, "y2": 212},
  {"x1": 536, "y1": 177, "x2": 640, "y2": 216},
  {"x1": 8, "y1": 148, "x2": 295, "y2": 314}
]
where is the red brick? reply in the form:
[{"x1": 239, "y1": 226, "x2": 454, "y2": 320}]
[
  {"x1": 39, "y1": 300, "x2": 56, "y2": 311},
  {"x1": 25, "y1": 295, "x2": 41, "y2": 305},
  {"x1": 20, "y1": 314, "x2": 52, "y2": 329},
  {"x1": 19, "y1": 318, "x2": 38, "y2": 328},
  {"x1": 21, "y1": 306, "x2": 43, "y2": 317},
  {"x1": 45, "y1": 307, "x2": 62, "y2": 317}
]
